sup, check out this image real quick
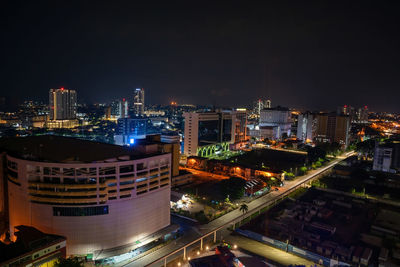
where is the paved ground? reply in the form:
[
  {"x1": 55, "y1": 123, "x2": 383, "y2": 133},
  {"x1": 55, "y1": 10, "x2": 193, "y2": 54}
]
[
  {"x1": 226, "y1": 234, "x2": 320, "y2": 267},
  {"x1": 181, "y1": 167, "x2": 229, "y2": 181},
  {"x1": 167, "y1": 246, "x2": 277, "y2": 267},
  {"x1": 124, "y1": 152, "x2": 354, "y2": 267}
]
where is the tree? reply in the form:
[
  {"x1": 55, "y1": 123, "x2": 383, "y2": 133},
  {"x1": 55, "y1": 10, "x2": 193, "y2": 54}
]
[
  {"x1": 239, "y1": 203, "x2": 248, "y2": 214},
  {"x1": 219, "y1": 177, "x2": 246, "y2": 200},
  {"x1": 239, "y1": 203, "x2": 249, "y2": 224},
  {"x1": 356, "y1": 139, "x2": 376, "y2": 157},
  {"x1": 299, "y1": 166, "x2": 308, "y2": 175},
  {"x1": 54, "y1": 257, "x2": 84, "y2": 267},
  {"x1": 307, "y1": 146, "x2": 326, "y2": 163}
]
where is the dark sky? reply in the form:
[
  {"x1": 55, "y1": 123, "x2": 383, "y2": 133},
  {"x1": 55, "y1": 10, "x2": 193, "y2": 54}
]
[{"x1": 2, "y1": 1, "x2": 400, "y2": 112}]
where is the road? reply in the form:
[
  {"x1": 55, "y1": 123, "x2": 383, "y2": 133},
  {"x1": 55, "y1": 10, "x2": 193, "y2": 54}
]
[
  {"x1": 126, "y1": 152, "x2": 354, "y2": 267},
  {"x1": 181, "y1": 167, "x2": 229, "y2": 181}
]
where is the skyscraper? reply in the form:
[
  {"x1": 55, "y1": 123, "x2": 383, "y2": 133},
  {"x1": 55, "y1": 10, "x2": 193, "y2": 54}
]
[
  {"x1": 133, "y1": 88, "x2": 145, "y2": 116},
  {"x1": 252, "y1": 99, "x2": 271, "y2": 116},
  {"x1": 110, "y1": 100, "x2": 122, "y2": 118},
  {"x1": 49, "y1": 88, "x2": 77, "y2": 120},
  {"x1": 121, "y1": 98, "x2": 129, "y2": 118},
  {"x1": 315, "y1": 113, "x2": 350, "y2": 148},
  {"x1": 297, "y1": 112, "x2": 317, "y2": 142}
]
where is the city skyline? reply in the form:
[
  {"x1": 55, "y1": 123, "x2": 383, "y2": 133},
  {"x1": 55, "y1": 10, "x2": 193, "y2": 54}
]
[{"x1": 1, "y1": 1, "x2": 400, "y2": 112}]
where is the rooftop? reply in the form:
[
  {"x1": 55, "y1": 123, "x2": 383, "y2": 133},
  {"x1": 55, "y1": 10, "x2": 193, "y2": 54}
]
[
  {"x1": 0, "y1": 135, "x2": 161, "y2": 163},
  {"x1": 0, "y1": 226, "x2": 65, "y2": 265}
]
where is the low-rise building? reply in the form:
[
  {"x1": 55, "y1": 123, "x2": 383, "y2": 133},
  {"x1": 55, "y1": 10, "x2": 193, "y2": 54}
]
[{"x1": 1, "y1": 225, "x2": 66, "y2": 267}]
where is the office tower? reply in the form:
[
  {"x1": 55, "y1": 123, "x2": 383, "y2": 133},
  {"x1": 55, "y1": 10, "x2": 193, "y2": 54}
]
[
  {"x1": 338, "y1": 105, "x2": 357, "y2": 122},
  {"x1": 133, "y1": 88, "x2": 145, "y2": 116},
  {"x1": 357, "y1": 106, "x2": 369, "y2": 123},
  {"x1": 110, "y1": 100, "x2": 122, "y2": 118},
  {"x1": 183, "y1": 112, "x2": 233, "y2": 157},
  {"x1": 315, "y1": 113, "x2": 350, "y2": 147},
  {"x1": 232, "y1": 109, "x2": 248, "y2": 144},
  {"x1": 105, "y1": 106, "x2": 111, "y2": 120},
  {"x1": 252, "y1": 99, "x2": 271, "y2": 116},
  {"x1": 114, "y1": 118, "x2": 147, "y2": 145},
  {"x1": 121, "y1": 98, "x2": 129, "y2": 118},
  {"x1": 259, "y1": 106, "x2": 291, "y2": 140},
  {"x1": 297, "y1": 112, "x2": 317, "y2": 142},
  {"x1": 0, "y1": 135, "x2": 171, "y2": 256},
  {"x1": 49, "y1": 88, "x2": 77, "y2": 120}
]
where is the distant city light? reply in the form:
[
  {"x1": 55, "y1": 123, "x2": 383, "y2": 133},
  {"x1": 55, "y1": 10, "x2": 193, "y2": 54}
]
[{"x1": 129, "y1": 138, "x2": 135, "y2": 145}]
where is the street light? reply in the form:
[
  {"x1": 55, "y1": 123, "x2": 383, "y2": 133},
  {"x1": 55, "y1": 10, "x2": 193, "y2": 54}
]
[
  {"x1": 188, "y1": 257, "x2": 191, "y2": 261},
  {"x1": 233, "y1": 244, "x2": 237, "y2": 249},
  {"x1": 177, "y1": 262, "x2": 181, "y2": 266},
  {"x1": 197, "y1": 251, "x2": 200, "y2": 255},
  {"x1": 206, "y1": 246, "x2": 209, "y2": 250}
]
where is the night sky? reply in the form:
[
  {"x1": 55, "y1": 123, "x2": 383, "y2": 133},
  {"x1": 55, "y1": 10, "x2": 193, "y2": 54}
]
[{"x1": 2, "y1": 1, "x2": 400, "y2": 112}]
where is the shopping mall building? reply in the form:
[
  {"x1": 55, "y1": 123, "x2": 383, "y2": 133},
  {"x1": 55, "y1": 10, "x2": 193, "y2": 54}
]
[{"x1": 0, "y1": 135, "x2": 171, "y2": 257}]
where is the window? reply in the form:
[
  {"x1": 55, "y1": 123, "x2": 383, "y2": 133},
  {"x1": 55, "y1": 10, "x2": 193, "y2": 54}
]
[
  {"x1": 120, "y1": 165, "x2": 134, "y2": 173},
  {"x1": 120, "y1": 181, "x2": 134, "y2": 185},
  {"x1": 56, "y1": 245, "x2": 61, "y2": 249},
  {"x1": 137, "y1": 163, "x2": 146, "y2": 170},
  {"x1": 43, "y1": 167, "x2": 51, "y2": 175},
  {"x1": 53, "y1": 206, "x2": 109, "y2": 216},
  {"x1": 136, "y1": 178, "x2": 147, "y2": 183},
  {"x1": 120, "y1": 174, "x2": 134, "y2": 178},
  {"x1": 137, "y1": 170, "x2": 147, "y2": 177},
  {"x1": 7, "y1": 160, "x2": 18, "y2": 170},
  {"x1": 64, "y1": 178, "x2": 75, "y2": 184},
  {"x1": 8, "y1": 169, "x2": 18, "y2": 179},
  {"x1": 99, "y1": 167, "x2": 116, "y2": 175}
]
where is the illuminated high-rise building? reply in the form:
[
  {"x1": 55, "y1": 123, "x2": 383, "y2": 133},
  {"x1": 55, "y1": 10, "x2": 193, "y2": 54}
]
[
  {"x1": 133, "y1": 88, "x2": 145, "y2": 116},
  {"x1": 357, "y1": 106, "x2": 369, "y2": 123},
  {"x1": 315, "y1": 113, "x2": 350, "y2": 148},
  {"x1": 110, "y1": 100, "x2": 122, "y2": 118},
  {"x1": 252, "y1": 99, "x2": 271, "y2": 116},
  {"x1": 297, "y1": 112, "x2": 317, "y2": 142},
  {"x1": 121, "y1": 98, "x2": 129, "y2": 118},
  {"x1": 49, "y1": 88, "x2": 77, "y2": 120}
]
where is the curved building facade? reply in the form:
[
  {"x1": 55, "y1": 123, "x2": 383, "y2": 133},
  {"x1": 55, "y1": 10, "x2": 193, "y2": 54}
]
[{"x1": 3, "y1": 136, "x2": 171, "y2": 256}]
